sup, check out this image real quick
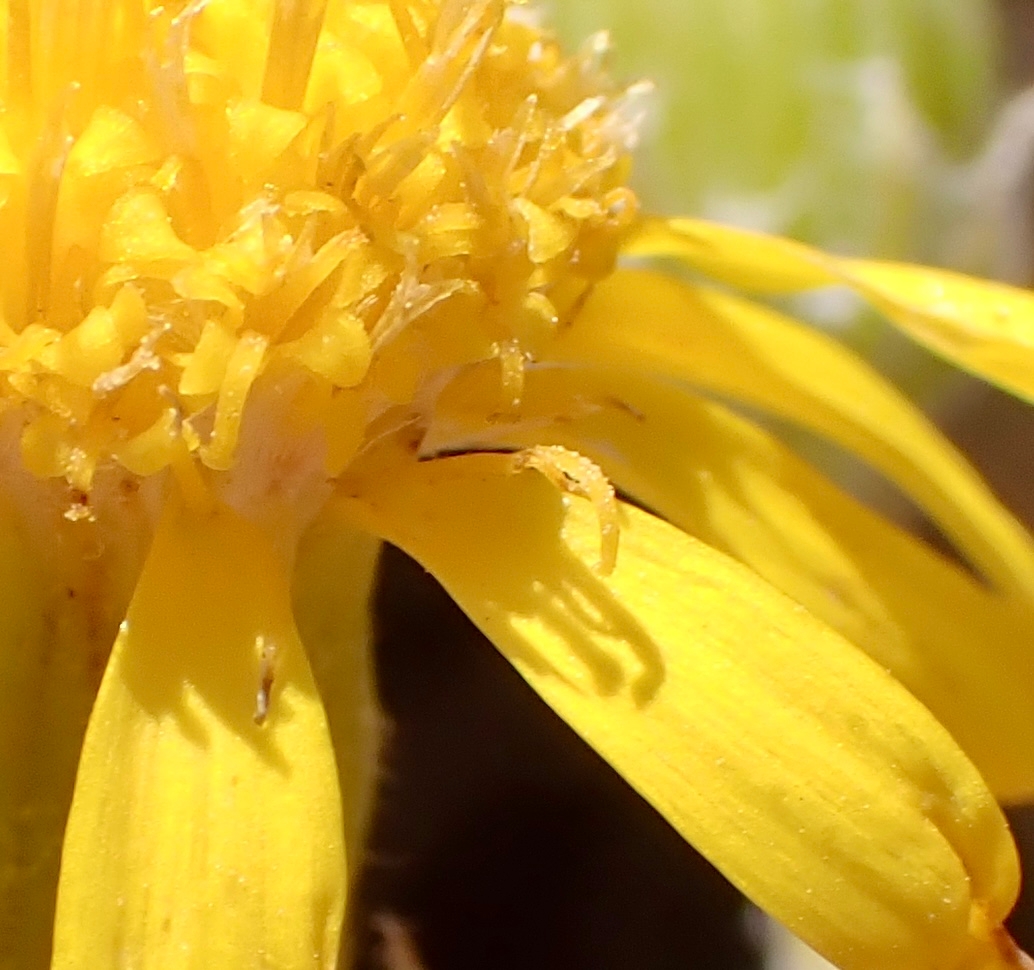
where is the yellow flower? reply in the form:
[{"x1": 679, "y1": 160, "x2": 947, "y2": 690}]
[{"x1": 2, "y1": 0, "x2": 1034, "y2": 967}]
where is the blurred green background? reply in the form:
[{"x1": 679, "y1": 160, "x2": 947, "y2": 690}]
[{"x1": 550, "y1": 0, "x2": 997, "y2": 267}]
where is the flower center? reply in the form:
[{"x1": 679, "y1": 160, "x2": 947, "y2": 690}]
[{"x1": 0, "y1": 0, "x2": 642, "y2": 521}]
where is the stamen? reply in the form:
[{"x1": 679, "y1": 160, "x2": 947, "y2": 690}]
[
  {"x1": 203, "y1": 331, "x2": 269, "y2": 472},
  {"x1": 24, "y1": 96, "x2": 74, "y2": 321},
  {"x1": 384, "y1": 0, "x2": 502, "y2": 146},
  {"x1": 512, "y1": 443, "x2": 619, "y2": 574},
  {"x1": 263, "y1": 0, "x2": 330, "y2": 110},
  {"x1": 5, "y1": 0, "x2": 31, "y2": 106},
  {"x1": 151, "y1": 0, "x2": 206, "y2": 158},
  {"x1": 388, "y1": 0, "x2": 429, "y2": 68}
]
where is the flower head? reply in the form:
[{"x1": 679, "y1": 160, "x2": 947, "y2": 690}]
[
  {"x1": 2, "y1": 0, "x2": 640, "y2": 512},
  {"x1": 4, "y1": 1, "x2": 1034, "y2": 968}
]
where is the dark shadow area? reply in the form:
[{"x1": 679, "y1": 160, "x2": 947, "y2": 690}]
[
  {"x1": 1008, "y1": 806, "x2": 1034, "y2": 952},
  {"x1": 353, "y1": 544, "x2": 759, "y2": 970},
  {"x1": 931, "y1": 376, "x2": 1034, "y2": 956}
]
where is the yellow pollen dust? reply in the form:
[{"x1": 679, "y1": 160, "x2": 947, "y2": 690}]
[{"x1": 0, "y1": 0, "x2": 641, "y2": 499}]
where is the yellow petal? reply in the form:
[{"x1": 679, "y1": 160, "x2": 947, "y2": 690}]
[
  {"x1": 459, "y1": 365, "x2": 1034, "y2": 801},
  {"x1": 626, "y1": 216, "x2": 835, "y2": 291},
  {"x1": 52, "y1": 496, "x2": 346, "y2": 969},
  {"x1": 628, "y1": 216, "x2": 1034, "y2": 405},
  {"x1": 839, "y1": 259, "x2": 1034, "y2": 406},
  {"x1": 0, "y1": 507, "x2": 90, "y2": 966},
  {"x1": 0, "y1": 490, "x2": 141, "y2": 968},
  {"x1": 337, "y1": 449, "x2": 1021, "y2": 970},
  {"x1": 291, "y1": 509, "x2": 381, "y2": 968},
  {"x1": 292, "y1": 505, "x2": 382, "y2": 876},
  {"x1": 545, "y1": 267, "x2": 1034, "y2": 602}
]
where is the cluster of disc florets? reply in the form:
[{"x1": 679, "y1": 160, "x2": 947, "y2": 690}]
[{"x1": 0, "y1": 0, "x2": 642, "y2": 501}]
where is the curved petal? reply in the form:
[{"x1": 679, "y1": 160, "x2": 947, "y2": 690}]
[
  {"x1": 627, "y1": 216, "x2": 835, "y2": 291},
  {"x1": 0, "y1": 504, "x2": 87, "y2": 967},
  {"x1": 0, "y1": 488, "x2": 142, "y2": 968},
  {"x1": 627, "y1": 216, "x2": 1034, "y2": 404},
  {"x1": 336, "y1": 449, "x2": 1021, "y2": 970},
  {"x1": 433, "y1": 365, "x2": 1034, "y2": 800},
  {"x1": 839, "y1": 260, "x2": 1034, "y2": 406},
  {"x1": 52, "y1": 496, "x2": 346, "y2": 969},
  {"x1": 544, "y1": 267, "x2": 1034, "y2": 601},
  {"x1": 292, "y1": 509, "x2": 382, "y2": 877}
]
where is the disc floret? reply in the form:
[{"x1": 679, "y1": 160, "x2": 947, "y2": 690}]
[{"x1": 0, "y1": 0, "x2": 642, "y2": 514}]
